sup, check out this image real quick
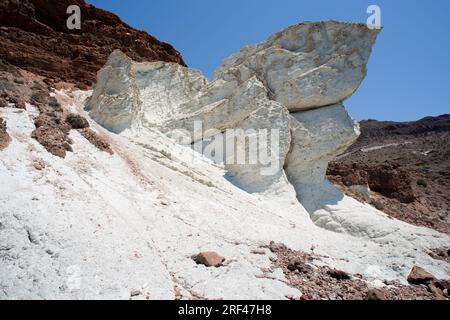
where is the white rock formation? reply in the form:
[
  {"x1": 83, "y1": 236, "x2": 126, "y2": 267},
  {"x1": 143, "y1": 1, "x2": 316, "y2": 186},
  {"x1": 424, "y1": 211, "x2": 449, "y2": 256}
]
[
  {"x1": 86, "y1": 51, "x2": 207, "y2": 133},
  {"x1": 284, "y1": 104, "x2": 360, "y2": 212},
  {"x1": 1, "y1": 92, "x2": 449, "y2": 300},
  {"x1": 214, "y1": 21, "x2": 380, "y2": 111},
  {"x1": 1, "y1": 21, "x2": 449, "y2": 300},
  {"x1": 87, "y1": 21, "x2": 380, "y2": 196}
]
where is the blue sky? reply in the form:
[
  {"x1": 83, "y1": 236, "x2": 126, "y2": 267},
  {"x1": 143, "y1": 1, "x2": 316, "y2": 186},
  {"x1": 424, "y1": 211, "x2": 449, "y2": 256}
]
[{"x1": 88, "y1": 0, "x2": 450, "y2": 121}]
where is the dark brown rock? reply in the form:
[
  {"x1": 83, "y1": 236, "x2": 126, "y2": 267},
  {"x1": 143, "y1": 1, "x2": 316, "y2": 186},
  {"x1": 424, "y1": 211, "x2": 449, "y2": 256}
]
[
  {"x1": 78, "y1": 128, "x2": 113, "y2": 155},
  {"x1": 0, "y1": 117, "x2": 11, "y2": 150},
  {"x1": 407, "y1": 266, "x2": 436, "y2": 285},
  {"x1": 427, "y1": 282, "x2": 445, "y2": 299},
  {"x1": 287, "y1": 258, "x2": 313, "y2": 274},
  {"x1": 0, "y1": 0, "x2": 186, "y2": 88},
  {"x1": 429, "y1": 248, "x2": 450, "y2": 263},
  {"x1": 66, "y1": 113, "x2": 89, "y2": 129},
  {"x1": 193, "y1": 252, "x2": 225, "y2": 267},
  {"x1": 432, "y1": 279, "x2": 450, "y2": 291},
  {"x1": 365, "y1": 288, "x2": 387, "y2": 300},
  {"x1": 271, "y1": 243, "x2": 442, "y2": 300},
  {"x1": 327, "y1": 269, "x2": 351, "y2": 280},
  {"x1": 268, "y1": 241, "x2": 287, "y2": 253}
]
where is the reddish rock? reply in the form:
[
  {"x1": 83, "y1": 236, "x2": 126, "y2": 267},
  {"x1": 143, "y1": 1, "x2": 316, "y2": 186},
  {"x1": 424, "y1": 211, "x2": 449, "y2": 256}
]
[
  {"x1": 287, "y1": 258, "x2": 313, "y2": 274},
  {"x1": 328, "y1": 115, "x2": 450, "y2": 235},
  {"x1": 407, "y1": 266, "x2": 436, "y2": 285},
  {"x1": 66, "y1": 113, "x2": 90, "y2": 129},
  {"x1": 0, "y1": 117, "x2": 11, "y2": 150},
  {"x1": 365, "y1": 289, "x2": 387, "y2": 300},
  {"x1": 193, "y1": 252, "x2": 225, "y2": 267},
  {"x1": 268, "y1": 241, "x2": 287, "y2": 253},
  {"x1": 429, "y1": 248, "x2": 450, "y2": 263},
  {"x1": 432, "y1": 279, "x2": 450, "y2": 291},
  {"x1": 427, "y1": 282, "x2": 445, "y2": 299},
  {"x1": 327, "y1": 269, "x2": 351, "y2": 280},
  {"x1": 0, "y1": 0, "x2": 186, "y2": 88}
]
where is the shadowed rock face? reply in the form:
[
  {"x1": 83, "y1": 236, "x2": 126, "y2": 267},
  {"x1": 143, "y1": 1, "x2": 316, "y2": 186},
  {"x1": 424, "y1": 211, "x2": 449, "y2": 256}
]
[{"x1": 0, "y1": 0, "x2": 186, "y2": 88}]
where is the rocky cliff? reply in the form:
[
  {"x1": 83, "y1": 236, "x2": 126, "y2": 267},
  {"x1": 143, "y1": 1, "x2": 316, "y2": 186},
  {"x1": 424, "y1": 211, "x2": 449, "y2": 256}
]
[
  {"x1": 328, "y1": 115, "x2": 450, "y2": 235},
  {"x1": 0, "y1": 0, "x2": 185, "y2": 88}
]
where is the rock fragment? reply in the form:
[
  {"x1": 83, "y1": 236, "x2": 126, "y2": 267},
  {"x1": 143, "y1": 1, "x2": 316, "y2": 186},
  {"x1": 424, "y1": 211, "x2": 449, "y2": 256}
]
[
  {"x1": 0, "y1": 117, "x2": 11, "y2": 150},
  {"x1": 268, "y1": 241, "x2": 287, "y2": 253},
  {"x1": 193, "y1": 252, "x2": 225, "y2": 267},
  {"x1": 365, "y1": 289, "x2": 387, "y2": 300},
  {"x1": 66, "y1": 114, "x2": 90, "y2": 129},
  {"x1": 327, "y1": 269, "x2": 351, "y2": 280},
  {"x1": 407, "y1": 266, "x2": 436, "y2": 285}
]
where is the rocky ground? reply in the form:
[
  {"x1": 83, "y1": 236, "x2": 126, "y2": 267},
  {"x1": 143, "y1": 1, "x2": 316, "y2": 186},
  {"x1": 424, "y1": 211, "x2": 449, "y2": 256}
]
[
  {"x1": 268, "y1": 242, "x2": 449, "y2": 300},
  {"x1": 0, "y1": 0, "x2": 185, "y2": 88},
  {"x1": 0, "y1": 59, "x2": 111, "y2": 157},
  {"x1": 328, "y1": 116, "x2": 450, "y2": 235}
]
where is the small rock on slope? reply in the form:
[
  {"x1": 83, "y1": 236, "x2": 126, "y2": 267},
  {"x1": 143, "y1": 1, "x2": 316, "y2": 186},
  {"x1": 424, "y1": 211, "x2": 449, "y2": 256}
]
[
  {"x1": 193, "y1": 252, "x2": 225, "y2": 267},
  {"x1": 407, "y1": 266, "x2": 436, "y2": 285}
]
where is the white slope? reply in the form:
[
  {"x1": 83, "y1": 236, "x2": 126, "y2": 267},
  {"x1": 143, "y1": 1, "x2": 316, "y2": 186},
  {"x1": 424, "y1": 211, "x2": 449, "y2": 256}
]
[{"x1": 1, "y1": 90, "x2": 449, "y2": 300}]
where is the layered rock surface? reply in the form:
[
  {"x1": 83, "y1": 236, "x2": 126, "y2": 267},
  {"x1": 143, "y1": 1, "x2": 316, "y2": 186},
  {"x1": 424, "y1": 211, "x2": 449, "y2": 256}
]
[
  {"x1": 0, "y1": 0, "x2": 185, "y2": 88},
  {"x1": 214, "y1": 21, "x2": 379, "y2": 111},
  {"x1": 88, "y1": 21, "x2": 379, "y2": 198}
]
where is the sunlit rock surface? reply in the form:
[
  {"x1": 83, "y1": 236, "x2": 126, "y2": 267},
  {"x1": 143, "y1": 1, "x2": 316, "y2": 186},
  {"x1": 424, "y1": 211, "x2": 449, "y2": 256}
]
[
  {"x1": 1, "y1": 20, "x2": 450, "y2": 300},
  {"x1": 87, "y1": 21, "x2": 379, "y2": 195}
]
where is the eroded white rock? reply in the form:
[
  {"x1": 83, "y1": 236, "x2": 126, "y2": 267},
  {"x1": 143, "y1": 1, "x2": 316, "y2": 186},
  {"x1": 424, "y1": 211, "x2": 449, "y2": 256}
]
[
  {"x1": 214, "y1": 21, "x2": 380, "y2": 111},
  {"x1": 86, "y1": 50, "x2": 207, "y2": 133},
  {"x1": 284, "y1": 104, "x2": 360, "y2": 212},
  {"x1": 87, "y1": 21, "x2": 379, "y2": 198}
]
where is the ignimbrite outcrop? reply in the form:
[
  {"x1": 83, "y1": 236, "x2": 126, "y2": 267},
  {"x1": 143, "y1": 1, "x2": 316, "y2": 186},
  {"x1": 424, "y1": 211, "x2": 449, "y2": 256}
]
[
  {"x1": 285, "y1": 104, "x2": 360, "y2": 212},
  {"x1": 86, "y1": 52, "x2": 206, "y2": 133},
  {"x1": 87, "y1": 21, "x2": 380, "y2": 200},
  {"x1": 2, "y1": 21, "x2": 450, "y2": 300},
  {"x1": 214, "y1": 21, "x2": 379, "y2": 111}
]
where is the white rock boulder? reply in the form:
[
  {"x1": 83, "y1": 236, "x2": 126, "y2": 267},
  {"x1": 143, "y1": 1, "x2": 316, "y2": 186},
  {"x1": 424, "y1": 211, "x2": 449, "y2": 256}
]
[
  {"x1": 214, "y1": 21, "x2": 380, "y2": 111},
  {"x1": 86, "y1": 50, "x2": 207, "y2": 133},
  {"x1": 87, "y1": 21, "x2": 379, "y2": 199}
]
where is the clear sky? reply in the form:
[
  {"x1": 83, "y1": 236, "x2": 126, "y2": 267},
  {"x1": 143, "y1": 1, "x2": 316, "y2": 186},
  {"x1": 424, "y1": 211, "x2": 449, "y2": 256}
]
[{"x1": 88, "y1": 0, "x2": 450, "y2": 121}]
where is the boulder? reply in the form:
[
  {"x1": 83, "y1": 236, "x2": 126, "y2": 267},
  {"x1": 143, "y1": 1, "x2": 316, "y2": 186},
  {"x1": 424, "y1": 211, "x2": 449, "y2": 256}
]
[
  {"x1": 214, "y1": 21, "x2": 380, "y2": 111},
  {"x1": 87, "y1": 21, "x2": 379, "y2": 199},
  {"x1": 87, "y1": 50, "x2": 205, "y2": 133},
  {"x1": 193, "y1": 252, "x2": 225, "y2": 267},
  {"x1": 66, "y1": 113, "x2": 90, "y2": 129},
  {"x1": 407, "y1": 266, "x2": 436, "y2": 285},
  {"x1": 365, "y1": 289, "x2": 387, "y2": 300},
  {"x1": 327, "y1": 268, "x2": 351, "y2": 280}
]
